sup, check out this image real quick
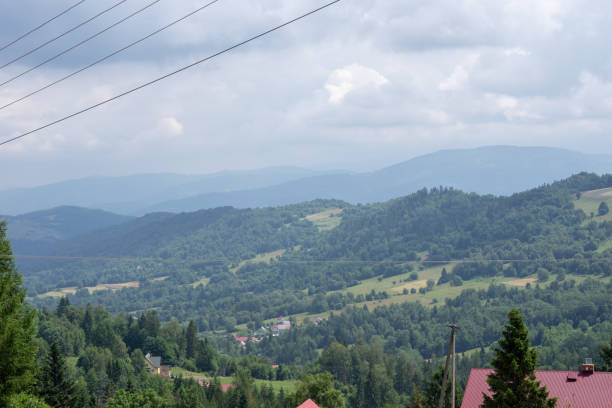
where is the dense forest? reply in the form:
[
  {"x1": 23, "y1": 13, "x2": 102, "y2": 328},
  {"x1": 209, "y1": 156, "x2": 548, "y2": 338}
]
[{"x1": 2, "y1": 173, "x2": 612, "y2": 406}]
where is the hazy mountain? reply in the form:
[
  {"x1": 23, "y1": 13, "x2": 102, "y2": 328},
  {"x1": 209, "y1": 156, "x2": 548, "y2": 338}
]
[
  {"x1": 0, "y1": 166, "x2": 327, "y2": 215},
  {"x1": 0, "y1": 206, "x2": 132, "y2": 256},
  {"x1": 144, "y1": 146, "x2": 612, "y2": 212},
  {"x1": 3, "y1": 146, "x2": 612, "y2": 215}
]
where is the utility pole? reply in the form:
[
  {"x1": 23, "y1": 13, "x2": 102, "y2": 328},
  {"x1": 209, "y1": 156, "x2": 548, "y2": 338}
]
[{"x1": 438, "y1": 324, "x2": 458, "y2": 408}]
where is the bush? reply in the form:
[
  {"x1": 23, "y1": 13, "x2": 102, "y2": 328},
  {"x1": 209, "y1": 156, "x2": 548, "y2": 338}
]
[
  {"x1": 450, "y1": 275, "x2": 463, "y2": 287},
  {"x1": 598, "y1": 201, "x2": 609, "y2": 216},
  {"x1": 537, "y1": 268, "x2": 550, "y2": 283}
]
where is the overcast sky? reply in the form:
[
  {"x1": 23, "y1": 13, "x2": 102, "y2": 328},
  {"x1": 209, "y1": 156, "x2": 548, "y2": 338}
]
[{"x1": 1, "y1": 0, "x2": 612, "y2": 188}]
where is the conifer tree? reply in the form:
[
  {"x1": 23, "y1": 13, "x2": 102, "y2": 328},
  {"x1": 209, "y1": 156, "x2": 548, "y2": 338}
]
[
  {"x1": 185, "y1": 320, "x2": 197, "y2": 359},
  {"x1": 0, "y1": 221, "x2": 38, "y2": 402},
  {"x1": 39, "y1": 342, "x2": 77, "y2": 408},
  {"x1": 601, "y1": 337, "x2": 612, "y2": 371},
  {"x1": 410, "y1": 387, "x2": 425, "y2": 408},
  {"x1": 483, "y1": 309, "x2": 556, "y2": 408}
]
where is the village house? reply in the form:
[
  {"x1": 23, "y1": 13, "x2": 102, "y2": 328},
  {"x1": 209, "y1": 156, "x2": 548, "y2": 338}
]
[
  {"x1": 461, "y1": 359, "x2": 612, "y2": 408},
  {"x1": 297, "y1": 399, "x2": 320, "y2": 408},
  {"x1": 144, "y1": 353, "x2": 171, "y2": 377}
]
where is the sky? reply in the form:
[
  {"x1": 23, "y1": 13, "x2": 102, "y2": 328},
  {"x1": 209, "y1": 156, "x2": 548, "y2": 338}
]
[{"x1": 1, "y1": 0, "x2": 612, "y2": 189}]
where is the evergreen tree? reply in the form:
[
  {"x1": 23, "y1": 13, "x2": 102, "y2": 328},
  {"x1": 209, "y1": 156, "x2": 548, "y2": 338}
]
[
  {"x1": 0, "y1": 221, "x2": 38, "y2": 402},
  {"x1": 287, "y1": 372, "x2": 345, "y2": 408},
  {"x1": 185, "y1": 320, "x2": 197, "y2": 359},
  {"x1": 39, "y1": 342, "x2": 77, "y2": 408},
  {"x1": 601, "y1": 337, "x2": 612, "y2": 371},
  {"x1": 483, "y1": 309, "x2": 556, "y2": 408},
  {"x1": 598, "y1": 201, "x2": 609, "y2": 216},
  {"x1": 424, "y1": 366, "x2": 461, "y2": 408},
  {"x1": 410, "y1": 387, "x2": 425, "y2": 408}
]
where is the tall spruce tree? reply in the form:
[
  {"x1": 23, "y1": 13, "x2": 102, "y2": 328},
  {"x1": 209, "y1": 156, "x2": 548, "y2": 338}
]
[
  {"x1": 483, "y1": 309, "x2": 556, "y2": 408},
  {"x1": 601, "y1": 337, "x2": 612, "y2": 371},
  {"x1": 39, "y1": 342, "x2": 77, "y2": 408},
  {"x1": 185, "y1": 320, "x2": 197, "y2": 359},
  {"x1": 0, "y1": 221, "x2": 38, "y2": 402}
]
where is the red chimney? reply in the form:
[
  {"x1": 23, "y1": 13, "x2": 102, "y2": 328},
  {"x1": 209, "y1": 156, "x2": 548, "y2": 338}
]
[{"x1": 581, "y1": 358, "x2": 595, "y2": 375}]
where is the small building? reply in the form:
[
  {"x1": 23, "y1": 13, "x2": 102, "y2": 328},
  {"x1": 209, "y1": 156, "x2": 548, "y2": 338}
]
[
  {"x1": 461, "y1": 361, "x2": 612, "y2": 408},
  {"x1": 144, "y1": 353, "x2": 162, "y2": 375},
  {"x1": 297, "y1": 399, "x2": 320, "y2": 408}
]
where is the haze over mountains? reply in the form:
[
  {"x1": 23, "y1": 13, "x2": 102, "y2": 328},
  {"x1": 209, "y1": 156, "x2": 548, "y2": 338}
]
[{"x1": 2, "y1": 146, "x2": 612, "y2": 216}]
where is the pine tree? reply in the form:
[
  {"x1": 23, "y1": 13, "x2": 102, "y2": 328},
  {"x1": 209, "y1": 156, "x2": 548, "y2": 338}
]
[
  {"x1": 185, "y1": 320, "x2": 197, "y2": 359},
  {"x1": 599, "y1": 201, "x2": 610, "y2": 216},
  {"x1": 0, "y1": 221, "x2": 38, "y2": 402},
  {"x1": 410, "y1": 387, "x2": 425, "y2": 408},
  {"x1": 601, "y1": 337, "x2": 612, "y2": 371},
  {"x1": 483, "y1": 309, "x2": 556, "y2": 408},
  {"x1": 39, "y1": 342, "x2": 77, "y2": 408}
]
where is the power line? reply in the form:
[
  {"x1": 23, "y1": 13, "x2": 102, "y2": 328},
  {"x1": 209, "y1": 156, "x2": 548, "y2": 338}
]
[
  {"x1": 1, "y1": 0, "x2": 128, "y2": 70},
  {"x1": 0, "y1": 0, "x2": 221, "y2": 112},
  {"x1": 0, "y1": 0, "x2": 162, "y2": 89},
  {"x1": 2, "y1": 253, "x2": 611, "y2": 265},
  {"x1": 0, "y1": 0, "x2": 87, "y2": 53},
  {"x1": 0, "y1": 0, "x2": 342, "y2": 147}
]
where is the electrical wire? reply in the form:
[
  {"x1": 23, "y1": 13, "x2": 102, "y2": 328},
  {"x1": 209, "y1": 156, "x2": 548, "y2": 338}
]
[
  {"x1": 0, "y1": 0, "x2": 342, "y2": 147},
  {"x1": 0, "y1": 0, "x2": 87, "y2": 53},
  {"x1": 1, "y1": 253, "x2": 611, "y2": 265},
  {"x1": 0, "y1": 0, "x2": 162, "y2": 89},
  {"x1": 1, "y1": 0, "x2": 129, "y2": 70},
  {"x1": 0, "y1": 0, "x2": 220, "y2": 112}
]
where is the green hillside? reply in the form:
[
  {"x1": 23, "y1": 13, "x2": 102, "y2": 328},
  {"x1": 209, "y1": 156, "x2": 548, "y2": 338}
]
[
  {"x1": 4, "y1": 173, "x2": 612, "y2": 408},
  {"x1": 20, "y1": 173, "x2": 612, "y2": 331}
]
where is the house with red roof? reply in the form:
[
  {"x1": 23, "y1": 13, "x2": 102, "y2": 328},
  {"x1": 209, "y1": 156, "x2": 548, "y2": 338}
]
[
  {"x1": 296, "y1": 399, "x2": 320, "y2": 408},
  {"x1": 461, "y1": 362, "x2": 612, "y2": 408}
]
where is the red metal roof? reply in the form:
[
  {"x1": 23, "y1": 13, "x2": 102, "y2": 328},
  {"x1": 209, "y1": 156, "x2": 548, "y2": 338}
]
[
  {"x1": 461, "y1": 368, "x2": 612, "y2": 408},
  {"x1": 297, "y1": 399, "x2": 320, "y2": 408}
]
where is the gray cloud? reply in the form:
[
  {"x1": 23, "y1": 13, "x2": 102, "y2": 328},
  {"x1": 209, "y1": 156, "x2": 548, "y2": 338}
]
[{"x1": 1, "y1": 0, "x2": 612, "y2": 189}]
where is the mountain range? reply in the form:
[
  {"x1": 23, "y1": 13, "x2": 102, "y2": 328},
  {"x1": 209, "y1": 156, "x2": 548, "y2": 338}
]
[{"x1": 2, "y1": 146, "x2": 612, "y2": 216}]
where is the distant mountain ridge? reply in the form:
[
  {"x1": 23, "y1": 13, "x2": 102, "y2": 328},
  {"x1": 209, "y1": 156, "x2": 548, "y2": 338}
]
[
  {"x1": 2, "y1": 146, "x2": 612, "y2": 215},
  {"x1": 143, "y1": 146, "x2": 612, "y2": 212},
  {"x1": 0, "y1": 166, "x2": 329, "y2": 215}
]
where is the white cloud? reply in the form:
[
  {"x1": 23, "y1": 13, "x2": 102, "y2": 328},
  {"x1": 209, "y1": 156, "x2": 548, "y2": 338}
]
[
  {"x1": 325, "y1": 64, "x2": 389, "y2": 104},
  {"x1": 3, "y1": 0, "x2": 612, "y2": 188},
  {"x1": 158, "y1": 117, "x2": 184, "y2": 137},
  {"x1": 504, "y1": 47, "x2": 531, "y2": 57}
]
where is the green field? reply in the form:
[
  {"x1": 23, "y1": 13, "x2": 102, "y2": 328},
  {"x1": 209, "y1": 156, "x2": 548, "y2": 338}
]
[
  {"x1": 304, "y1": 208, "x2": 343, "y2": 231},
  {"x1": 330, "y1": 263, "x2": 455, "y2": 296},
  {"x1": 170, "y1": 368, "x2": 298, "y2": 392},
  {"x1": 574, "y1": 187, "x2": 612, "y2": 222},
  {"x1": 295, "y1": 270, "x2": 611, "y2": 324}
]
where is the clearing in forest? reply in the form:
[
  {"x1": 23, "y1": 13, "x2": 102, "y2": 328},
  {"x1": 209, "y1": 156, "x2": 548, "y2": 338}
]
[
  {"x1": 39, "y1": 281, "x2": 140, "y2": 297},
  {"x1": 304, "y1": 208, "x2": 343, "y2": 231},
  {"x1": 574, "y1": 187, "x2": 612, "y2": 222},
  {"x1": 230, "y1": 248, "x2": 289, "y2": 273},
  {"x1": 505, "y1": 277, "x2": 537, "y2": 287}
]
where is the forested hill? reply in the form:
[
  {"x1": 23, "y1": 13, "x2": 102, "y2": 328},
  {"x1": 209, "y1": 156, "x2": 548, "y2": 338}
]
[
  {"x1": 16, "y1": 172, "x2": 612, "y2": 405},
  {"x1": 18, "y1": 172, "x2": 612, "y2": 308}
]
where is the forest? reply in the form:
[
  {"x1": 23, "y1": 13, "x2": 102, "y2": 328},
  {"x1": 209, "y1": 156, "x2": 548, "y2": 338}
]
[{"x1": 2, "y1": 173, "x2": 612, "y2": 406}]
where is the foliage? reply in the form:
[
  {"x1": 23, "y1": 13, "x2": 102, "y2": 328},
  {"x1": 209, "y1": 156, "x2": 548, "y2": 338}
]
[
  {"x1": 6, "y1": 393, "x2": 51, "y2": 408},
  {"x1": 287, "y1": 372, "x2": 345, "y2": 408},
  {"x1": 601, "y1": 337, "x2": 612, "y2": 371},
  {"x1": 39, "y1": 342, "x2": 79, "y2": 408},
  {"x1": 0, "y1": 221, "x2": 38, "y2": 402},
  {"x1": 483, "y1": 310, "x2": 556, "y2": 408},
  {"x1": 599, "y1": 201, "x2": 609, "y2": 216}
]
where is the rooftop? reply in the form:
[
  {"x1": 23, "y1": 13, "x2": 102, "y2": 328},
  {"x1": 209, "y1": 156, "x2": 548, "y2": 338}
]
[
  {"x1": 297, "y1": 399, "x2": 320, "y2": 408},
  {"x1": 461, "y1": 368, "x2": 612, "y2": 408}
]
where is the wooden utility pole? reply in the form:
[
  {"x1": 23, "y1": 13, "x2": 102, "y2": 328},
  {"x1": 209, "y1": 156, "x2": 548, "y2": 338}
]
[{"x1": 438, "y1": 324, "x2": 458, "y2": 408}]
